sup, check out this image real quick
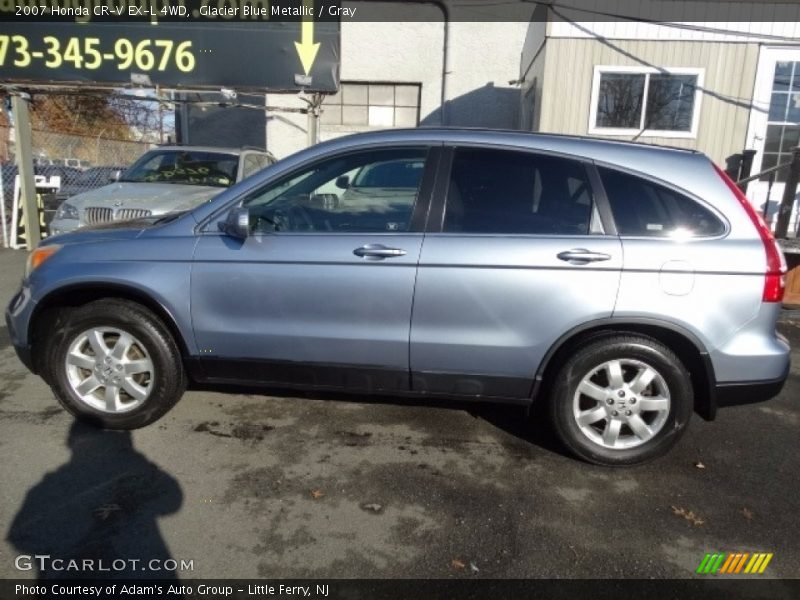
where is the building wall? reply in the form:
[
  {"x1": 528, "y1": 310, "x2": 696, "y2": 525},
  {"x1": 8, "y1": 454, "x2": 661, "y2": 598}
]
[
  {"x1": 519, "y1": 15, "x2": 547, "y2": 132},
  {"x1": 265, "y1": 19, "x2": 445, "y2": 159},
  {"x1": 439, "y1": 21, "x2": 528, "y2": 129},
  {"x1": 326, "y1": 20, "x2": 446, "y2": 131},
  {"x1": 266, "y1": 14, "x2": 528, "y2": 159},
  {"x1": 536, "y1": 38, "x2": 760, "y2": 165}
]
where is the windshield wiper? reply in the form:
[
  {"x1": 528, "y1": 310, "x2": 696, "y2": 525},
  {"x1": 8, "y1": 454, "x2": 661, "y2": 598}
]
[{"x1": 153, "y1": 211, "x2": 187, "y2": 224}]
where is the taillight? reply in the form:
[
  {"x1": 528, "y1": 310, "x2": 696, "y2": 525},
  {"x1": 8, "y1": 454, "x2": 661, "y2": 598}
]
[{"x1": 713, "y1": 163, "x2": 786, "y2": 303}]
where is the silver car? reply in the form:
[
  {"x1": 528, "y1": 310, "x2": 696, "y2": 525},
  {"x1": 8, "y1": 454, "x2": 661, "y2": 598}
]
[
  {"x1": 7, "y1": 129, "x2": 790, "y2": 466},
  {"x1": 49, "y1": 145, "x2": 275, "y2": 235}
]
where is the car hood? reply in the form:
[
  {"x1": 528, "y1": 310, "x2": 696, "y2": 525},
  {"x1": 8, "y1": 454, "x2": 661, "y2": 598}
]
[
  {"x1": 45, "y1": 219, "x2": 153, "y2": 245},
  {"x1": 66, "y1": 181, "x2": 225, "y2": 213},
  {"x1": 45, "y1": 213, "x2": 188, "y2": 245},
  {"x1": 56, "y1": 184, "x2": 95, "y2": 198}
]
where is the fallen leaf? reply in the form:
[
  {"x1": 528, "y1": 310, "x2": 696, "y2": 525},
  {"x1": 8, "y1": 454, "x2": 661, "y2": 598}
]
[
  {"x1": 671, "y1": 505, "x2": 705, "y2": 526},
  {"x1": 740, "y1": 507, "x2": 754, "y2": 520},
  {"x1": 451, "y1": 558, "x2": 466, "y2": 570},
  {"x1": 310, "y1": 490, "x2": 325, "y2": 499},
  {"x1": 694, "y1": 461, "x2": 706, "y2": 470},
  {"x1": 93, "y1": 503, "x2": 121, "y2": 520}
]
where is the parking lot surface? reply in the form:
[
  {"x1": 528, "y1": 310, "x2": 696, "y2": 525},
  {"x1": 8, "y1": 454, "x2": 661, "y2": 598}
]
[{"x1": 0, "y1": 247, "x2": 798, "y2": 579}]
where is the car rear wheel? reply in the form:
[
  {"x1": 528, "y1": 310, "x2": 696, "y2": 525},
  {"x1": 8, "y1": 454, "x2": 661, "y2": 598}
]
[
  {"x1": 48, "y1": 299, "x2": 186, "y2": 429},
  {"x1": 548, "y1": 335, "x2": 693, "y2": 466}
]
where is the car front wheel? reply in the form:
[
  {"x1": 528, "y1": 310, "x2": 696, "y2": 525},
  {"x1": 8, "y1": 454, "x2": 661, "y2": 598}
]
[
  {"x1": 548, "y1": 335, "x2": 693, "y2": 466},
  {"x1": 48, "y1": 299, "x2": 186, "y2": 429}
]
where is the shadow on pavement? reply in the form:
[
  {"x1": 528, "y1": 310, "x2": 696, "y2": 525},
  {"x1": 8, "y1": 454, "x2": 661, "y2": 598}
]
[
  {"x1": 189, "y1": 380, "x2": 571, "y2": 459},
  {"x1": 6, "y1": 421, "x2": 183, "y2": 580}
]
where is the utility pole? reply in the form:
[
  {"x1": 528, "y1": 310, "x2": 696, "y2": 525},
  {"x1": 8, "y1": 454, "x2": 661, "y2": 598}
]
[
  {"x1": 158, "y1": 100, "x2": 164, "y2": 144},
  {"x1": 11, "y1": 92, "x2": 40, "y2": 249},
  {"x1": 307, "y1": 105, "x2": 318, "y2": 147},
  {"x1": 304, "y1": 92, "x2": 321, "y2": 148}
]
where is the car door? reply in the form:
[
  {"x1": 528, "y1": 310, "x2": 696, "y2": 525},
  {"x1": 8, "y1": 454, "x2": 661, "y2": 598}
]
[
  {"x1": 410, "y1": 146, "x2": 623, "y2": 398},
  {"x1": 191, "y1": 146, "x2": 438, "y2": 392}
]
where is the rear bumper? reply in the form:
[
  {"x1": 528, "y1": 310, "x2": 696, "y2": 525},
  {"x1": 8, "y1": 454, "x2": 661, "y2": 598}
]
[
  {"x1": 714, "y1": 363, "x2": 790, "y2": 408},
  {"x1": 705, "y1": 314, "x2": 791, "y2": 416}
]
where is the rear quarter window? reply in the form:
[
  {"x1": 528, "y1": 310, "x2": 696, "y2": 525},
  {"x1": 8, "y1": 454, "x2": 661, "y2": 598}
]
[{"x1": 599, "y1": 167, "x2": 726, "y2": 237}]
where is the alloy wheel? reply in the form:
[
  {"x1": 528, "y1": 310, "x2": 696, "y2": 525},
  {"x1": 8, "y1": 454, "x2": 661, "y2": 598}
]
[
  {"x1": 572, "y1": 358, "x2": 671, "y2": 450},
  {"x1": 64, "y1": 327, "x2": 155, "y2": 413}
]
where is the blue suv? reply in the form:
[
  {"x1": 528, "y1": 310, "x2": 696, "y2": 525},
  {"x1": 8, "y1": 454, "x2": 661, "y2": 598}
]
[{"x1": 6, "y1": 129, "x2": 790, "y2": 465}]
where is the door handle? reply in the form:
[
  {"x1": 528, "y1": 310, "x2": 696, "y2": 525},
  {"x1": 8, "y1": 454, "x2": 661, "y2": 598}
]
[
  {"x1": 557, "y1": 248, "x2": 612, "y2": 264},
  {"x1": 353, "y1": 244, "x2": 407, "y2": 259}
]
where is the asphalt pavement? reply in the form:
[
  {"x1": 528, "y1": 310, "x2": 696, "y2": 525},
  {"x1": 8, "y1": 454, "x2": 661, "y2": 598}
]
[{"x1": 0, "y1": 247, "x2": 798, "y2": 580}]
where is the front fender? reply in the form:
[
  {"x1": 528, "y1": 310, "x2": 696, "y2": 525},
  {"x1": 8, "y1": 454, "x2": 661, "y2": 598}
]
[{"x1": 25, "y1": 236, "x2": 198, "y2": 355}]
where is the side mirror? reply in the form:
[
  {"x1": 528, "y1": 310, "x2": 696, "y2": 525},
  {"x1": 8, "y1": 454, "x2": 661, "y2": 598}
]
[
  {"x1": 335, "y1": 175, "x2": 350, "y2": 190},
  {"x1": 110, "y1": 170, "x2": 122, "y2": 182},
  {"x1": 219, "y1": 206, "x2": 250, "y2": 239}
]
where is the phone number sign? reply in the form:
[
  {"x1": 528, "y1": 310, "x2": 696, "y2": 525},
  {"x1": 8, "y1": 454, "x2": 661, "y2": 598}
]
[{"x1": 0, "y1": 22, "x2": 340, "y2": 92}]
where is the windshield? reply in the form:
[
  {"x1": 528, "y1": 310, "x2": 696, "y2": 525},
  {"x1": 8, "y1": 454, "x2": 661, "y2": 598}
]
[
  {"x1": 76, "y1": 168, "x2": 118, "y2": 185},
  {"x1": 120, "y1": 150, "x2": 239, "y2": 187}
]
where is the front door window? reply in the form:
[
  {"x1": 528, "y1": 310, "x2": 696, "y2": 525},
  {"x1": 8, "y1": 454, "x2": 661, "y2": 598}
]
[{"x1": 241, "y1": 149, "x2": 428, "y2": 234}]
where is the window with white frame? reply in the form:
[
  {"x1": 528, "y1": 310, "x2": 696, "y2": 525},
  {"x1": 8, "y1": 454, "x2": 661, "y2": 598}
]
[
  {"x1": 321, "y1": 82, "x2": 421, "y2": 128},
  {"x1": 760, "y1": 61, "x2": 800, "y2": 182},
  {"x1": 589, "y1": 67, "x2": 703, "y2": 137}
]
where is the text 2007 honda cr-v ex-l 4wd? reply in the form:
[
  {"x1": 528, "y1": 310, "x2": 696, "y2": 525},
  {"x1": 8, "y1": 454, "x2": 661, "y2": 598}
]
[{"x1": 6, "y1": 129, "x2": 791, "y2": 466}]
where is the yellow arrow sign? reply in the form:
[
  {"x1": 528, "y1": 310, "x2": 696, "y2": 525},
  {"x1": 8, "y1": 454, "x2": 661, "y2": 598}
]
[{"x1": 294, "y1": 0, "x2": 320, "y2": 76}]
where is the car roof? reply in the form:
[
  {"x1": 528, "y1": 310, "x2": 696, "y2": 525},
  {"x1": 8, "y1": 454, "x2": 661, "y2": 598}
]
[
  {"x1": 152, "y1": 145, "x2": 269, "y2": 156},
  {"x1": 189, "y1": 126, "x2": 752, "y2": 237},
  {"x1": 296, "y1": 127, "x2": 710, "y2": 191},
  {"x1": 314, "y1": 127, "x2": 699, "y2": 156}
]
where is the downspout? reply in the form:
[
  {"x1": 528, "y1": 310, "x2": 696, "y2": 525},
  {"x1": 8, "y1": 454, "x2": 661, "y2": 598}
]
[
  {"x1": 365, "y1": 0, "x2": 450, "y2": 125},
  {"x1": 436, "y1": 1, "x2": 450, "y2": 126}
]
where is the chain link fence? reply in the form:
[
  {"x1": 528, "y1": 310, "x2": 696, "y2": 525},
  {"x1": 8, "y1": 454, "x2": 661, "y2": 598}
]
[
  {"x1": 31, "y1": 128, "x2": 152, "y2": 168},
  {"x1": 2, "y1": 93, "x2": 171, "y2": 246}
]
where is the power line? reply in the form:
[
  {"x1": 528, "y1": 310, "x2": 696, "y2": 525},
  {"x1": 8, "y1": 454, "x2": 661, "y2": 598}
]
[{"x1": 545, "y1": 1, "x2": 800, "y2": 42}]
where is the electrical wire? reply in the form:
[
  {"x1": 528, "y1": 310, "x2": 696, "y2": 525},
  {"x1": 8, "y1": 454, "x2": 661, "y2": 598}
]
[
  {"x1": 544, "y1": 0, "x2": 800, "y2": 42},
  {"x1": 0, "y1": 86, "x2": 309, "y2": 114},
  {"x1": 451, "y1": 0, "x2": 800, "y2": 42}
]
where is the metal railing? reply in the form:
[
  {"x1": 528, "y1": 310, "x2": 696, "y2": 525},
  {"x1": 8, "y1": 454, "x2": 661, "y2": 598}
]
[{"x1": 735, "y1": 147, "x2": 800, "y2": 239}]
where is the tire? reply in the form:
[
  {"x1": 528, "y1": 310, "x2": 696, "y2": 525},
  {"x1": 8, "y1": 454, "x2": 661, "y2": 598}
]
[
  {"x1": 548, "y1": 334, "x2": 692, "y2": 466},
  {"x1": 47, "y1": 299, "x2": 186, "y2": 429}
]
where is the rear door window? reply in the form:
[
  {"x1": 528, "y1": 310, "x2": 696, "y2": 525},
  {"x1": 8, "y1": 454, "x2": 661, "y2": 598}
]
[
  {"x1": 599, "y1": 167, "x2": 726, "y2": 237},
  {"x1": 443, "y1": 148, "x2": 596, "y2": 235}
]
